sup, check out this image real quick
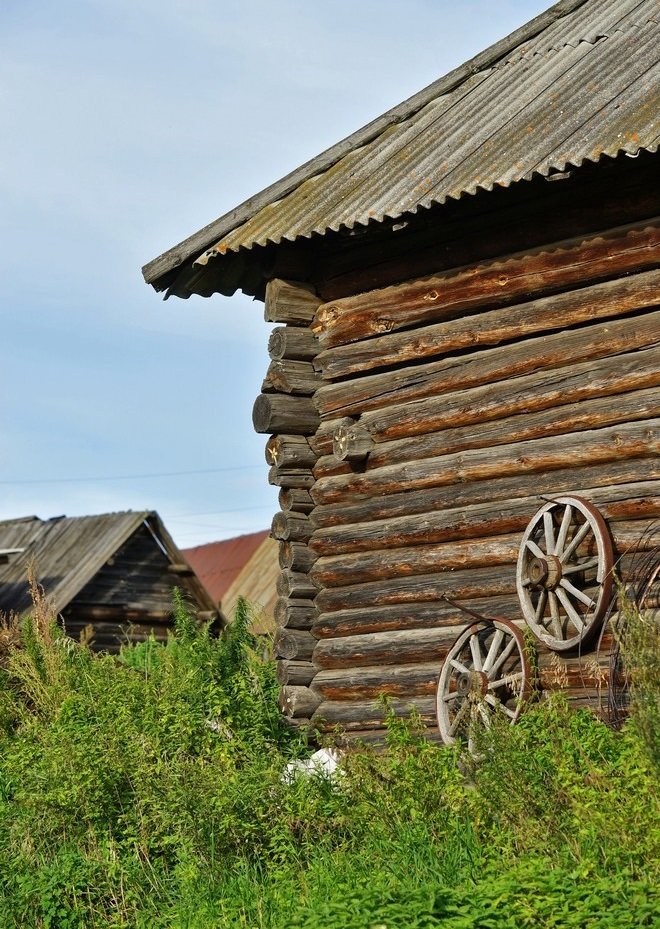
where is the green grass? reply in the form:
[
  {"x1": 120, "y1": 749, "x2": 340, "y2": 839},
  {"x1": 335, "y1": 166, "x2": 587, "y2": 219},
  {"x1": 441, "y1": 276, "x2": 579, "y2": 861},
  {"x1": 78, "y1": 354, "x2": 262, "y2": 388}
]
[{"x1": 0, "y1": 589, "x2": 658, "y2": 928}]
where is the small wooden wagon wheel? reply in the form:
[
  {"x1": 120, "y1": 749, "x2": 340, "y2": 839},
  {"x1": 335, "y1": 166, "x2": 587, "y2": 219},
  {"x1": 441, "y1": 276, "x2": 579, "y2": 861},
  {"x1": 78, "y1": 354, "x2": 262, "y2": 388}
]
[
  {"x1": 436, "y1": 618, "x2": 531, "y2": 753},
  {"x1": 517, "y1": 495, "x2": 614, "y2": 652}
]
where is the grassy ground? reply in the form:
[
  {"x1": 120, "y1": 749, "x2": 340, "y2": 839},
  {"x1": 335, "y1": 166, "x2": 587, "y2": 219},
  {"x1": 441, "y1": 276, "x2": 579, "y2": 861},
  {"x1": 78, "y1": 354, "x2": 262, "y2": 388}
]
[{"x1": 0, "y1": 589, "x2": 658, "y2": 928}]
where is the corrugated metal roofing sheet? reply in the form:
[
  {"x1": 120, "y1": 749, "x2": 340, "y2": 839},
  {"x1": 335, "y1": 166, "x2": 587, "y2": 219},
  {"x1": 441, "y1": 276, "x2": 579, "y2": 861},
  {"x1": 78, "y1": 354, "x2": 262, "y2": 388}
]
[{"x1": 144, "y1": 0, "x2": 659, "y2": 297}]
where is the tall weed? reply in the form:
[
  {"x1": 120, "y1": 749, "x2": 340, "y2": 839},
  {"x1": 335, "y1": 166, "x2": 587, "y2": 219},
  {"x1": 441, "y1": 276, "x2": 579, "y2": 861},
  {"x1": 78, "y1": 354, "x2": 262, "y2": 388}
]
[{"x1": 0, "y1": 593, "x2": 657, "y2": 928}]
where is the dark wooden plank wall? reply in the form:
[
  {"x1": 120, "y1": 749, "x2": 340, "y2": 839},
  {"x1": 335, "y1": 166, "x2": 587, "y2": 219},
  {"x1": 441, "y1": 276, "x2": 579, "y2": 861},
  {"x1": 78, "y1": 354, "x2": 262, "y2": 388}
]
[
  {"x1": 61, "y1": 524, "x2": 195, "y2": 652},
  {"x1": 257, "y1": 214, "x2": 660, "y2": 742}
]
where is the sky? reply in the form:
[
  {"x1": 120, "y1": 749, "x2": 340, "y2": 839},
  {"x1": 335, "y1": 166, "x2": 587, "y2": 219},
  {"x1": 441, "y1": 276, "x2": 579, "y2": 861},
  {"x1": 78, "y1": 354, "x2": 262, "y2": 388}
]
[{"x1": 1, "y1": 0, "x2": 549, "y2": 549}]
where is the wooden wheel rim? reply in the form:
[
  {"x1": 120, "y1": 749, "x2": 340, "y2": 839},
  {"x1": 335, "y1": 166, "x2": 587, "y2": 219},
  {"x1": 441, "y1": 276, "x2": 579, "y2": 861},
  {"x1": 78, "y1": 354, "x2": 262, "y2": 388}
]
[
  {"x1": 436, "y1": 618, "x2": 531, "y2": 751},
  {"x1": 517, "y1": 495, "x2": 614, "y2": 652}
]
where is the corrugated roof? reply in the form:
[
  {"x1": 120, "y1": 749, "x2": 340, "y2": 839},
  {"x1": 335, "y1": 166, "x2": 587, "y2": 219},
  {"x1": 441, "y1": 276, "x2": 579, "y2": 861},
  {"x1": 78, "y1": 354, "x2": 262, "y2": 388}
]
[{"x1": 143, "y1": 0, "x2": 660, "y2": 299}]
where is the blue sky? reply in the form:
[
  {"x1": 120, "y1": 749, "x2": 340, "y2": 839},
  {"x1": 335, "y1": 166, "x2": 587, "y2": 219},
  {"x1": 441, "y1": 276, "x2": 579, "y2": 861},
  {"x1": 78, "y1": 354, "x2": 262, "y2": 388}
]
[{"x1": 1, "y1": 0, "x2": 548, "y2": 548}]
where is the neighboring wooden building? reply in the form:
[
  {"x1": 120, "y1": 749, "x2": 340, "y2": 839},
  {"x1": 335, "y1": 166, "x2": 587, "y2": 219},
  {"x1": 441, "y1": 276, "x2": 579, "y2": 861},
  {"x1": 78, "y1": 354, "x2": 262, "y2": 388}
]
[
  {"x1": 144, "y1": 0, "x2": 659, "y2": 743},
  {"x1": 183, "y1": 530, "x2": 279, "y2": 633},
  {"x1": 0, "y1": 512, "x2": 220, "y2": 652}
]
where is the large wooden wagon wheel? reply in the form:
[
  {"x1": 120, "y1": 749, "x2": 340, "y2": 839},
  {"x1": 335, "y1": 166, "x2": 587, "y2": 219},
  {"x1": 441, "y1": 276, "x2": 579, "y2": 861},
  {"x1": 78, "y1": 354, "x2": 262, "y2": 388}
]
[
  {"x1": 436, "y1": 618, "x2": 531, "y2": 753},
  {"x1": 517, "y1": 495, "x2": 614, "y2": 652}
]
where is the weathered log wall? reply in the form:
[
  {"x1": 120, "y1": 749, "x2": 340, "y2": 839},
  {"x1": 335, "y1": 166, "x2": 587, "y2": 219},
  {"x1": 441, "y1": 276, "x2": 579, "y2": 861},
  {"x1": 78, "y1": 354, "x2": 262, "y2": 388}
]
[{"x1": 254, "y1": 218, "x2": 660, "y2": 742}]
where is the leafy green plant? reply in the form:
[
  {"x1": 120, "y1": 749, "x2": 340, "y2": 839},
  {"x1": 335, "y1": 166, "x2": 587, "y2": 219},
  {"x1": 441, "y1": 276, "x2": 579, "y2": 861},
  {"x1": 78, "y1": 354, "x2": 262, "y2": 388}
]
[{"x1": 0, "y1": 590, "x2": 657, "y2": 928}]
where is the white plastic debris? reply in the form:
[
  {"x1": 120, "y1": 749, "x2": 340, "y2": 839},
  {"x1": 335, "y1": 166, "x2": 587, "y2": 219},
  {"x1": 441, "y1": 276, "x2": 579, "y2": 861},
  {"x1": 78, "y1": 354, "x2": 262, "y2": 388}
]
[{"x1": 282, "y1": 748, "x2": 342, "y2": 783}]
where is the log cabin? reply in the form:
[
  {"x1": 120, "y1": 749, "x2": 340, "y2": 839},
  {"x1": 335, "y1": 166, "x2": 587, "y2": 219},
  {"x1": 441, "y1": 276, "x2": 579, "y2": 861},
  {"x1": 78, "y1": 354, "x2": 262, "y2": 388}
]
[
  {"x1": 143, "y1": 0, "x2": 660, "y2": 745},
  {"x1": 0, "y1": 511, "x2": 220, "y2": 652}
]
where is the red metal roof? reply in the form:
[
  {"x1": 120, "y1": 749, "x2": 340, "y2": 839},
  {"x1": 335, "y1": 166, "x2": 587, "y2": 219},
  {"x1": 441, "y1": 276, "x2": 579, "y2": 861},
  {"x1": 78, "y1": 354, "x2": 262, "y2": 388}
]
[{"x1": 183, "y1": 530, "x2": 270, "y2": 605}]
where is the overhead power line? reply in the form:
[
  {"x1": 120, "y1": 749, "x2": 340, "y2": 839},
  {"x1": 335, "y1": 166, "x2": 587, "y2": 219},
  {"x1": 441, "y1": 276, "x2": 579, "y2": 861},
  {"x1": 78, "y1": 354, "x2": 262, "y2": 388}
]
[{"x1": 0, "y1": 465, "x2": 263, "y2": 486}]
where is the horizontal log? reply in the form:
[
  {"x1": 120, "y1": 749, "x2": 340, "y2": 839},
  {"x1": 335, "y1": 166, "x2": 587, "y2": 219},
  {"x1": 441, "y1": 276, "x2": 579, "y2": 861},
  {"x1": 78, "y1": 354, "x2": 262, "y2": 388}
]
[
  {"x1": 278, "y1": 541, "x2": 318, "y2": 572},
  {"x1": 314, "y1": 626, "x2": 467, "y2": 669},
  {"x1": 268, "y1": 326, "x2": 319, "y2": 360},
  {"x1": 311, "y1": 481, "x2": 660, "y2": 556},
  {"x1": 315, "y1": 564, "x2": 516, "y2": 613},
  {"x1": 253, "y1": 394, "x2": 320, "y2": 436},
  {"x1": 311, "y1": 458, "x2": 659, "y2": 530},
  {"x1": 274, "y1": 628, "x2": 317, "y2": 661},
  {"x1": 265, "y1": 359, "x2": 321, "y2": 396},
  {"x1": 312, "y1": 697, "x2": 436, "y2": 729},
  {"x1": 312, "y1": 534, "x2": 520, "y2": 588},
  {"x1": 279, "y1": 685, "x2": 322, "y2": 718},
  {"x1": 265, "y1": 434, "x2": 317, "y2": 469},
  {"x1": 312, "y1": 419, "x2": 659, "y2": 506},
  {"x1": 312, "y1": 596, "x2": 520, "y2": 638},
  {"x1": 337, "y1": 727, "x2": 442, "y2": 746},
  {"x1": 271, "y1": 511, "x2": 312, "y2": 542},
  {"x1": 278, "y1": 487, "x2": 315, "y2": 514},
  {"x1": 360, "y1": 386, "x2": 660, "y2": 473},
  {"x1": 276, "y1": 570, "x2": 318, "y2": 599},
  {"x1": 333, "y1": 422, "x2": 374, "y2": 462},
  {"x1": 311, "y1": 519, "x2": 655, "y2": 589},
  {"x1": 312, "y1": 662, "x2": 441, "y2": 701},
  {"x1": 312, "y1": 219, "x2": 660, "y2": 349},
  {"x1": 314, "y1": 308, "x2": 660, "y2": 420},
  {"x1": 346, "y1": 345, "x2": 660, "y2": 446},
  {"x1": 316, "y1": 268, "x2": 660, "y2": 380},
  {"x1": 277, "y1": 659, "x2": 317, "y2": 686},
  {"x1": 265, "y1": 279, "x2": 320, "y2": 325},
  {"x1": 274, "y1": 598, "x2": 318, "y2": 629},
  {"x1": 268, "y1": 466, "x2": 315, "y2": 489}
]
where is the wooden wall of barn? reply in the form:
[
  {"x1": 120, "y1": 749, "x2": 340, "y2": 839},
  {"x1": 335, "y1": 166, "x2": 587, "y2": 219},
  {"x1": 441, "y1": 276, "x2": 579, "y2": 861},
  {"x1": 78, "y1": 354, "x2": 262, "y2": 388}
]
[
  {"x1": 61, "y1": 523, "x2": 209, "y2": 653},
  {"x1": 257, "y1": 215, "x2": 660, "y2": 744}
]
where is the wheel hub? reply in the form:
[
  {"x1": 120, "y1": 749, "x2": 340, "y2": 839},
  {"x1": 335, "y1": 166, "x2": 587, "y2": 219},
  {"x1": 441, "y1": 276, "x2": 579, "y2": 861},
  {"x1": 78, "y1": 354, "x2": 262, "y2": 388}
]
[
  {"x1": 528, "y1": 554, "x2": 562, "y2": 590},
  {"x1": 456, "y1": 670, "x2": 488, "y2": 698}
]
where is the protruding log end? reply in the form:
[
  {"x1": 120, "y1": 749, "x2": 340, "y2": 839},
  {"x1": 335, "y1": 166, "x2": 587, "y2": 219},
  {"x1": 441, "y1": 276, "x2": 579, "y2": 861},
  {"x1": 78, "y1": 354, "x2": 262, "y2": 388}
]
[
  {"x1": 271, "y1": 511, "x2": 311, "y2": 543},
  {"x1": 268, "y1": 326, "x2": 319, "y2": 361},
  {"x1": 265, "y1": 279, "x2": 320, "y2": 325},
  {"x1": 252, "y1": 393, "x2": 320, "y2": 435},
  {"x1": 274, "y1": 628, "x2": 316, "y2": 661},
  {"x1": 276, "y1": 569, "x2": 318, "y2": 599},
  {"x1": 278, "y1": 685, "x2": 322, "y2": 718},
  {"x1": 333, "y1": 421, "x2": 374, "y2": 462},
  {"x1": 277, "y1": 660, "x2": 316, "y2": 686}
]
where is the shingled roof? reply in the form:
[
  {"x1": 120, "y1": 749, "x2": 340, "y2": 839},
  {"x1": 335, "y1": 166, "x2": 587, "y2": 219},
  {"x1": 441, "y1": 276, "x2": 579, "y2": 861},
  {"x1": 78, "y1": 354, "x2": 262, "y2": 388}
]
[{"x1": 143, "y1": 0, "x2": 660, "y2": 300}]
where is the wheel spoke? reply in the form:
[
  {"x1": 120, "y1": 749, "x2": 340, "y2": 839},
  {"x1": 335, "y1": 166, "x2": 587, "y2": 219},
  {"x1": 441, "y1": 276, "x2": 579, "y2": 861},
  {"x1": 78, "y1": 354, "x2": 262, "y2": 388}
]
[
  {"x1": 548, "y1": 591, "x2": 563, "y2": 638},
  {"x1": 559, "y1": 578, "x2": 595, "y2": 608},
  {"x1": 555, "y1": 587, "x2": 585, "y2": 632},
  {"x1": 443, "y1": 691, "x2": 460, "y2": 703},
  {"x1": 526, "y1": 539, "x2": 545, "y2": 559},
  {"x1": 477, "y1": 703, "x2": 491, "y2": 729},
  {"x1": 483, "y1": 629, "x2": 504, "y2": 674},
  {"x1": 560, "y1": 521, "x2": 591, "y2": 563},
  {"x1": 554, "y1": 504, "x2": 573, "y2": 557},
  {"x1": 488, "y1": 635, "x2": 517, "y2": 678},
  {"x1": 449, "y1": 658, "x2": 470, "y2": 675},
  {"x1": 488, "y1": 671, "x2": 523, "y2": 691},
  {"x1": 534, "y1": 589, "x2": 547, "y2": 623},
  {"x1": 543, "y1": 511, "x2": 556, "y2": 555},
  {"x1": 562, "y1": 557, "x2": 599, "y2": 576},
  {"x1": 448, "y1": 698, "x2": 469, "y2": 736},
  {"x1": 469, "y1": 634, "x2": 483, "y2": 671},
  {"x1": 485, "y1": 694, "x2": 516, "y2": 718}
]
